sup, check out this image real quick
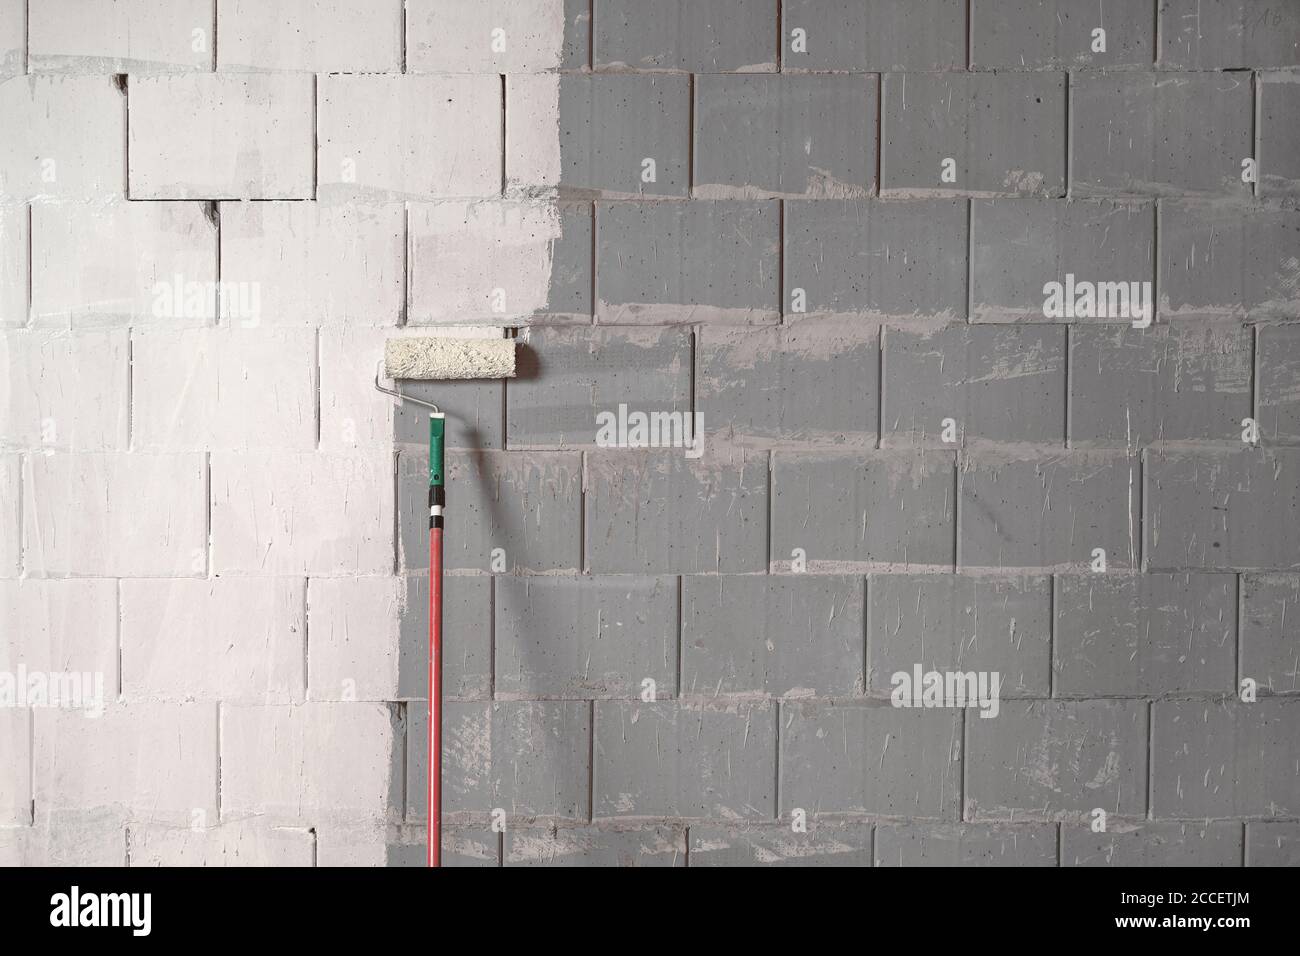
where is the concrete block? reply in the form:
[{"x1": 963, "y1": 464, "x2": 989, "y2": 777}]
[
  {"x1": 34, "y1": 703, "x2": 219, "y2": 823},
  {"x1": 408, "y1": 200, "x2": 592, "y2": 325},
  {"x1": 0, "y1": 709, "x2": 30, "y2": 824},
  {"x1": 694, "y1": 74, "x2": 876, "y2": 199},
  {"x1": 1260, "y1": 325, "x2": 1300, "y2": 444},
  {"x1": 129, "y1": 821, "x2": 316, "y2": 867},
  {"x1": 585, "y1": 451, "x2": 769, "y2": 573},
  {"x1": 1242, "y1": 574, "x2": 1300, "y2": 694},
  {"x1": 1063, "y1": 822, "x2": 1243, "y2": 866},
  {"x1": 1055, "y1": 573, "x2": 1236, "y2": 696},
  {"x1": 876, "y1": 824, "x2": 1058, "y2": 866},
  {"x1": 770, "y1": 451, "x2": 956, "y2": 572},
  {"x1": 496, "y1": 575, "x2": 677, "y2": 699},
  {"x1": 222, "y1": 702, "x2": 401, "y2": 824},
  {"x1": 0, "y1": 2, "x2": 22, "y2": 79},
  {"x1": 507, "y1": 74, "x2": 690, "y2": 199},
  {"x1": 129, "y1": 74, "x2": 314, "y2": 200},
  {"x1": 120, "y1": 577, "x2": 306, "y2": 704},
  {"x1": 965, "y1": 700, "x2": 1148, "y2": 820},
  {"x1": 781, "y1": 700, "x2": 960, "y2": 817},
  {"x1": 23, "y1": 453, "x2": 207, "y2": 577},
  {"x1": 1146, "y1": 448, "x2": 1300, "y2": 570},
  {"x1": 882, "y1": 73, "x2": 1066, "y2": 198},
  {"x1": 698, "y1": 320, "x2": 879, "y2": 448},
  {"x1": 0, "y1": 330, "x2": 128, "y2": 451},
  {"x1": 0, "y1": 454, "x2": 16, "y2": 575},
  {"x1": 1259, "y1": 72, "x2": 1300, "y2": 200},
  {"x1": 506, "y1": 327, "x2": 692, "y2": 448},
  {"x1": 596, "y1": 0, "x2": 775, "y2": 72},
  {"x1": 1071, "y1": 73, "x2": 1253, "y2": 198},
  {"x1": 217, "y1": 0, "x2": 401, "y2": 71},
  {"x1": 971, "y1": 0, "x2": 1155, "y2": 69},
  {"x1": 0, "y1": 76, "x2": 125, "y2": 202},
  {"x1": 404, "y1": 575, "x2": 493, "y2": 700},
  {"x1": 1159, "y1": 202, "x2": 1300, "y2": 319},
  {"x1": 689, "y1": 824, "x2": 873, "y2": 866},
  {"x1": 211, "y1": 451, "x2": 395, "y2": 575},
  {"x1": 315, "y1": 822, "x2": 498, "y2": 867},
  {"x1": 0, "y1": 810, "x2": 126, "y2": 866},
  {"x1": 1159, "y1": 0, "x2": 1300, "y2": 68},
  {"x1": 1248, "y1": 822, "x2": 1300, "y2": 865},
  {"x1": 0, "y1": 204, "x2": 26, "y2": 326},
  {"x1": 398, "y1": 450, "x2": 582, "y2": 572},
  {"x1": 868, "y1": 574, "x2": 1052, "y2": 697},
  {"x1": 882, "y1": 324, "x2": 1066, "y2": 446},
  {"x1": 1152, "y1": 698, "x2": 1300, "y2": 817},
  {"x1": 219, "y1": 202, "x2": 404, "y2": 327},
  {"x1": 594, "y1": 700, "x2": 776, "y2": 819},
  {"x1": 30, "y1": 0, "x2": 213, "y2": 72},
  {"x1": 318, "y1": 75, "x2": 501, "y2": 202},
  {"x1": 30, "y1": 201, "x2": 216, "y2": 328},
  {"x1": 596, "y1": 200, "x2": 780, "y2": 324},
  {"x1": 409, "y1": 0, "x2": 586, "y2": 73},
  {"x1": 784, "y1": 199, "x2": 967, "y2": 321},
  {"x1": 506, "y1": 826, "x2": 685, "y2": 867},
  {"x1": 0, "y1": 578, "x2": 118, "y2": 678},
  {"x1": 959, "y1": 451, "x2": 1140, "y2": 572},
  {"x1": 781, "y1": 0, "x2": 966, "y2": 72},
  {"x1": 133, "y1": 328, "x2": 317, "y2": 451},
  {"x1": 682, "y1": 575, "x2": 864, "y2": 698}
]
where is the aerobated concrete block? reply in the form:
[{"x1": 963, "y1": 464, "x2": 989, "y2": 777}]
[
  {"x1": 689, "y1": 825, "x2": 873, "y2": 867},
  {"x1": 596, "y1": 201, "x2": 780, "y2": 324},
  {"x1": 0, "y1": 455, "x2": 17, "y2": 575},
  {"x1": 1055, "y1": 573, "x2": 1236, "y2": 696},
  {"x1": 1, "y1": 76, "x2": 125, "y2": 202},
  {"x1": 585, "y1": 452, "x2": 769, "y2": 573},
  {"x1": 409, "y1": 0, "x2": 585, "y2": 73},
  {"x1": 506, "y1": 827, "x2": 685, "y2": 867},
  {"x1": 694, "y1": 75, "x2": 876, "y2": 199},
  {"x1": 24, "y1": 453, "x2": 206, "y2": 577},
  {"x1": 1259, "y1": 72, "x2": 1300, "y2": 200},
  {"x1": 971, "y1": 0, "x2": 1154, "y2": 69},
  {"x1": 1070, "y1": 321, "x2": 1253, "y2": 445},
  {"x1": 1152, "y1": 698, "x2": 1300, "y2": 817},
  {"x1": 507, "y1": 327, "x2": 691, "y2": 448},
  {"x1": 681, "y1": 575, "x2": 865, "y2": 698},
  {"x1": 597, "y1": 0, "x2": 775, "y2": 72},
  {"x1": 1248, "y1": 822, "x2": 1300, "y2": 865},
  {"x1": 219, "y1": 202, "x2": 403, "y2": 326},
  {"x1": 211, "y1": 451, "x2": 395, "y2": 575},
  {"x1": 319, "y1": 75, "x2": 502, "y2": 202},
  {"x1": 594, "y1": 701, "x2": 776, "y2": 819},
  {"x1": 1159, "y1": 202, "x2": 1300, "y2": 319},
  {"x1": 784, "y1": 200, "x2": 967, "y2": 321},
  {"x1": 1146, "y1": 449, "x2": 1300, "y2": 570},
  {"x1": 965, "y1": 700, "x2": 1148, "y2": 820},
  {"x1": 868, "y1": 574, "x2": 1051, "y2": 697},
  {"x1": 508, "y1": 74, "x2": 690, "y2": 199},
  {"x1": 402, "y1": 576, "x2": 493, "y2": 700},
  {"x1": 882, "y1": 73, "x2": 1065, "y2": 198},
  {"x1": 133, "y1": 328, "x2": 317, "y2": 451},
  {"x1": 959, "y1": 452, "x2": 1140, "y2": 572},
  {"x1": 0, "y1": 3, "x2": 22, "y2": 79},
  {"x1": 970, "y1": 199, "x2": 1155, "y2": 323},
  {"x1": 496, "y1": 576, "x2": 677, "y2": 699},
  {"x1": 0, "y1": 810, "x2": 126, "y2": 867},
  {"x1": 0, "y1": 579, "x2": 117, "y2": 678},
  {"x1": 223, "y1": 702, "x2": 400, "y2": 824},
  {"x1": 129, "y1": 75, "x2": 314, "y2": 200},
  {"x1": 30, "y1": 0, "x2": 213, "y2": 72},
  {"x1": 0, "y1": 205, "x2": 26, "y2": 326},
  {"x1": 876, "y1": 824, "x2": 1058, "y2": 866},
  {"x1": 129, "y1": 821, "x2": 316, "y2": 867},
  {"x1": 430, "y1": 701, "x2": 590, "y2": 820},
  {"x1": 1063, "y1": 823, "x2": 1242, "y2": 866},
  {"x1": 781, "y1": 0, "x2": 965, "y2": 72},
  {"x1": 698, "y1": 321, "x2": 879, "y2": 448},
  {"x1": 0, "y1": 330, "x2": 128, "y2": 451},
  {"x1": 1159, "y1": 0, "x2": 1300, "y2": 68},
  {"x1": 316, "y1": 823, "x2": 498, "y2": 868},
  {"x1": 770, "y1": 452, "x2": 956, "y2": 572},
  {"x1": 0, "y1": 709, "x2": 30, "y2": 824},
  {"x1": 121, "y1": 578, "x2": 305, "y2": 704},
  {"x1": 217, "y1": 0, "x2": 401, "y2": 71},
  {"x1": 781, "y1": 701, "x2": 960, "y2": 817},
  {"x1": 882, "y1": 324, "x2": 1066, "y2": 446},
  {"x1": 35, "y1": 703, "x2": 218, "y2": 824},
  {"x1": 31, "y1": 201, "x2": 216, "y2": 328},
  {"x1": 1242, "y1": 575, "x2": 1300, "y2": 694},
  {"x1": 399, "y1": 450, "x2": 582, "y2": 572},
  {"x1": 1260, "y1": 323, "x2": 1300, "y2": 445},
  {"x1": 409, "y1": 201, "x2": 591, "y2": 325},
  {"x1": 1071, "y1": 73, "x2": 1253, "y2": 198}
]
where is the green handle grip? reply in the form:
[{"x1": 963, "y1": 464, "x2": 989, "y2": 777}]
[{"x1": 429, "y1": 414, "x2": 445, "y2": 488}]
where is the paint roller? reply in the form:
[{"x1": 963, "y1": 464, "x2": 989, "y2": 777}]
[{"x1": 374, "y1": 328, "x2": 517, "y2": 867}]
